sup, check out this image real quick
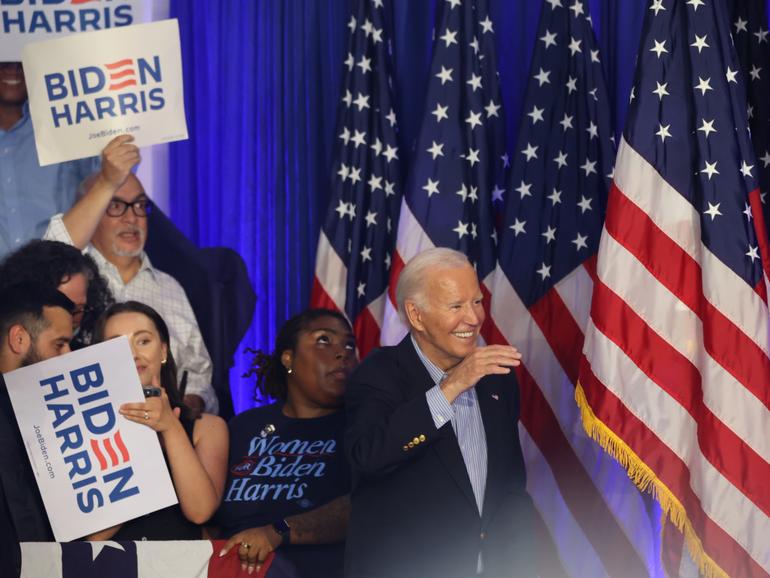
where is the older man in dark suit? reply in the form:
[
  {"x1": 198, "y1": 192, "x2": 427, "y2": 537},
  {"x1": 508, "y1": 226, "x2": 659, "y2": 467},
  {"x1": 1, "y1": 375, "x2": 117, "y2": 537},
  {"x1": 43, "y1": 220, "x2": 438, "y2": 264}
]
[{"x1": 344, "y1": 248, "x2": 533, "y2": 578}]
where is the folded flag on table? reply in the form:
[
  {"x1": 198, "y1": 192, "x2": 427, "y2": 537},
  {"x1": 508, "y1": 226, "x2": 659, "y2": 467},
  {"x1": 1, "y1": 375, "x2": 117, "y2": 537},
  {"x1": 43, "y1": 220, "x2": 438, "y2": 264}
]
[{"x1": 20, "y1": 541, "x2": 294, "y2": 578}]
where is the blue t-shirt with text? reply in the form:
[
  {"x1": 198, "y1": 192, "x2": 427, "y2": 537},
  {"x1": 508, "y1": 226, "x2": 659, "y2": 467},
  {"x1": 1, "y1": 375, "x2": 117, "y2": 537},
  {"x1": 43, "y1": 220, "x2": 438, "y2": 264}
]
[{"x1": 218, "y1": 403, "x2": 349, "y2": 578}]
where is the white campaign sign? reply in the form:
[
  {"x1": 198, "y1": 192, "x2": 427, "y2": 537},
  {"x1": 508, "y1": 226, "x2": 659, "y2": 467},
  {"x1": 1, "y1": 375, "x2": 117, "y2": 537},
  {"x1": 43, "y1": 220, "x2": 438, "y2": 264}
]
[
  {"x1": 22, "y1": 18, "x2": 188, "y2": 166},
  {"x1": 4, "y1": 336, "x2": 178, "y2": 542},
  {"x1": 0, "y1": 0, "x2": 150, "y2": 61}
]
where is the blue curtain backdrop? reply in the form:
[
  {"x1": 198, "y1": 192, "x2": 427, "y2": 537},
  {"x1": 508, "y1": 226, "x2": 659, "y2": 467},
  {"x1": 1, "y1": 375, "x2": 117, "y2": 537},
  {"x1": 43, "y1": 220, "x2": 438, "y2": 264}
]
[{"x1": 168, "y1": 0, "x2": 649, "y2": 414}]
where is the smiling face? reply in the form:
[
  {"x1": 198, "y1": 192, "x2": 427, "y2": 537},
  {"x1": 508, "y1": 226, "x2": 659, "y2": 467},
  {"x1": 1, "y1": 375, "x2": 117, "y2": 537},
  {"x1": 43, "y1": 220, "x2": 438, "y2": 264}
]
[
  {"x1": 406, "y1": 264, "x2": 484, "y2": 371},
  {"x1": 282, "y1": 315, "x2": 357, "y2": 411},
  {"x1": 91, "y1": 175, "x2": 148, "y2": 263},
  {"x1": 0, "y1": 62, "x2": 26, "y2": 108},
  {"x1": 103, "y1": 311, "x2": 167, "y2": 386}
]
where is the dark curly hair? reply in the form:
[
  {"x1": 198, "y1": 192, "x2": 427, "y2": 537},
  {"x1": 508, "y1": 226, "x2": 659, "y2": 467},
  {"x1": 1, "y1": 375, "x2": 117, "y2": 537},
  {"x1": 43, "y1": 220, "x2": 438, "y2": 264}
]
[
  {"x1": 0, "y1": 240, "x2": 114, "y2": 348},
  {"x1": 245, "y1": 308, "x2": 352, "y2": 403},
  {"x1": 94, "y1": 301, "x2": 195, "y2": 422}
]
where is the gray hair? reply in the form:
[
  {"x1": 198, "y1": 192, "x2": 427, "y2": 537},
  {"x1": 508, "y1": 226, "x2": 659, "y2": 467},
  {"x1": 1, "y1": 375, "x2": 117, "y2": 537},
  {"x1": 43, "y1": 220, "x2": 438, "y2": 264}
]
[
  {"x1": 77, "y1": 171, "x2": 144, "y2": 199},
  {"x1": 396, "y1": 248, "x2": 471, "y2": 319}
]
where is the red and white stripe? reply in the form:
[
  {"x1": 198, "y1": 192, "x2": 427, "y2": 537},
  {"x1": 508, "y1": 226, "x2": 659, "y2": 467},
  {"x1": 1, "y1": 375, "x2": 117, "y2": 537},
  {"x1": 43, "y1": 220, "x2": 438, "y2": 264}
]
[
  {"x1": 311, "y1": 230, "x2": 347, "y2": 312},
  {"x1": 579, "y1": 137, "x2": 770, "y2": 578},
  {"x1": 483, "y1": 261, "x2": 661, "y2": 578},
  {"x1": 310, "y1": 230, "x2": 385, "y2": 357},
  {"x1": 379, "y1": 199, "x2": 434, "y2": 346}
]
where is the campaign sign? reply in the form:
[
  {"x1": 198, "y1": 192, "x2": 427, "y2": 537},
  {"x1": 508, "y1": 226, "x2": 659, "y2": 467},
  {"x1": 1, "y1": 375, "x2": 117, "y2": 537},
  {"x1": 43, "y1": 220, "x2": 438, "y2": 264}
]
[
  {"x1": 22, "y1": 18, "x2": 188, "y2": 166},
  {"x1": 4, "y1": 336, "x2": 177, "y2": 542},
  {"x1": 0, "y1": 0, "x2": 149, "y2": 61}
]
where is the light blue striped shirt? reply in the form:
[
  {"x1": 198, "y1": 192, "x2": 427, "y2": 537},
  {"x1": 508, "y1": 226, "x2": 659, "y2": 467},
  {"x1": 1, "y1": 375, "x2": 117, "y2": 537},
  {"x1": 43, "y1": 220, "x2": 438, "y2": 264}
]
[{"x1": 413, "y1": 335, "x2": 488, "y2": 515}]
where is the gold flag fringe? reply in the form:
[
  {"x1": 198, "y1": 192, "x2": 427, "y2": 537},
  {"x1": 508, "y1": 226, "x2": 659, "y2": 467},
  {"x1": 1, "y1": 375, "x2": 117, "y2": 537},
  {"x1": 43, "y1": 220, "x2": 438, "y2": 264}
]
[{"x1": 574, "y1": 383, "x2": 730, "y2": 578}]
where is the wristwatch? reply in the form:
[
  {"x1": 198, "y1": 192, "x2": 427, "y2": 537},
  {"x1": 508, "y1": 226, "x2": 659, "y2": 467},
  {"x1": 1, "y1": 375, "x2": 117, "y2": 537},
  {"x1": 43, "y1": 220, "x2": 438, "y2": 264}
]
[{"x1": 271, "y1": 519, "x2": 291, "y2": 546}]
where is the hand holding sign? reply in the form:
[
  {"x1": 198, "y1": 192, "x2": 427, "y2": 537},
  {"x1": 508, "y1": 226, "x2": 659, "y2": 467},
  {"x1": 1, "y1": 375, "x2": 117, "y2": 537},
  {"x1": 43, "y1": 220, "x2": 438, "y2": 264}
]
[
  {"x1": 101, "y1": 135, "x2": 141, "y2": 190},
  {"x1": 3, "y1": 337, "x2": 177, "y2": 542},
  {"x1": 61, "y1": 134, "x2": 143, "y2": 249}
]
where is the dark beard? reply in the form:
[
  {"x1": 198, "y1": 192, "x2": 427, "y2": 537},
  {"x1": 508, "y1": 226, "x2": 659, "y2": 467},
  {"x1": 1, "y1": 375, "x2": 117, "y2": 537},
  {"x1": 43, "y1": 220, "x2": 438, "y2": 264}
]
[{"x1": 20, "y1": 344, "x2": 42, "y2": 368}]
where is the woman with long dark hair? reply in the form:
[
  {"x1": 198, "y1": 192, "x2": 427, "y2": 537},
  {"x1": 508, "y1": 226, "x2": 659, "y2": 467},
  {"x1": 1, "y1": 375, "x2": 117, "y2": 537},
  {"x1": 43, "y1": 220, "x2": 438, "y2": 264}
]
[{"x1": 88, "y1": 301, "x2": 228, "y2": 540}]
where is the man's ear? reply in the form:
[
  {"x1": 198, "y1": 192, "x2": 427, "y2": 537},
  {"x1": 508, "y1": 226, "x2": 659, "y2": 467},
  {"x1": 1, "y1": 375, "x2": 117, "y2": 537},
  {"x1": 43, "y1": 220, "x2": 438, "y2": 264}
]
[
  {"x1": 281, "y1": 350, "x2": 293, "y2": 371},
  {"x1": 404, "y1": 300, "x2": 425, "y2": 333},
  {"x1": 7, "y1": 324, "x2": 31, "y2": 357}
]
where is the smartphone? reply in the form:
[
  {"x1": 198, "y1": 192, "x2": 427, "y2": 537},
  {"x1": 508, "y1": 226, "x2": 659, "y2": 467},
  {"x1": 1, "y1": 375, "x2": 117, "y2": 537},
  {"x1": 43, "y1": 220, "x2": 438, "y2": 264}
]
[{"x1": 142, "y1": 386, "x2": 161, "y2": 398}]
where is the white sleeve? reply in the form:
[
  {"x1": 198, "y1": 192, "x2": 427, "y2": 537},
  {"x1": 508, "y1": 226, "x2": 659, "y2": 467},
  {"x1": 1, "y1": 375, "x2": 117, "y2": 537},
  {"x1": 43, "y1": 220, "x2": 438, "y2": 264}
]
[
  {"x1": 162, "y1": 276, "x2": 219, "y2": 414},
  {"x1": 43, "y1": 213, "x2": 75, "y2": 246}
]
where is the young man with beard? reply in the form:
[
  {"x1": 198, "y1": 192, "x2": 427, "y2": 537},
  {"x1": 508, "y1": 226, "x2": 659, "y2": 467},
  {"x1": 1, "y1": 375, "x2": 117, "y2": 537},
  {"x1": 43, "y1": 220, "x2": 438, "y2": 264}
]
[
  {"x1": 0, "y1": 283, "x2": 74, "y2": 577},
  {"x1": 44, "y1": 136, "x2": 219, "y2": 416},
  {"x1": 0, "y1": 62, "x2": 95, "y2": 260}
]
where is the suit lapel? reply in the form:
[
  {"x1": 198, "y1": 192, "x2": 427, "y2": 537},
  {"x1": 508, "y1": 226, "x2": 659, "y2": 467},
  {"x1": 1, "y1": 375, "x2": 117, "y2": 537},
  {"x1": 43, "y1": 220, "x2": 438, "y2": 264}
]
[
  {"x1": 477, "y1": 378, "x2": 504, "y2": 524},
  {"x1": 396, "y1": 337, "x2": 478, "y2": 512}
]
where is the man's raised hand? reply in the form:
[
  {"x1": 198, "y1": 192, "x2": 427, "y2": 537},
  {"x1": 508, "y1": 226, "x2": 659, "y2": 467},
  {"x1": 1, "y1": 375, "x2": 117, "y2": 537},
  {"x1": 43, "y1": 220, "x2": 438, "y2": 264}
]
[
  {"x1": 440, "y1": 345, "x2": 522, "y2": 403},
  {"x1": 100, "y1": 135, "x2": 141, "y2": 190}
]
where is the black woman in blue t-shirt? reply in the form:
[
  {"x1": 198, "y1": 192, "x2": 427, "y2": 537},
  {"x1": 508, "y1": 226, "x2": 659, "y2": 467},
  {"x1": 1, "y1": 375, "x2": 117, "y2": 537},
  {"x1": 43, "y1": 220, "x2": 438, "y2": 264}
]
[{"x1": 218, "y1": 309, "x2": 357, "y2": 578}]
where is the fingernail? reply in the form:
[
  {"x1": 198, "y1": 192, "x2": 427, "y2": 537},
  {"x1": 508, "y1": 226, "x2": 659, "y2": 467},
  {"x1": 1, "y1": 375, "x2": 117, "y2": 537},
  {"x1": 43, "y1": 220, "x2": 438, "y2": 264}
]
[
  {"x1": 218, "y1": 549, "x2": 225, "y2": 557},
  {"x1": 241, "y1": 563, "x2": 247, "y2": 571},
  {"x1": 248, "y1": 566, "x2": 254, "y2": 575}
]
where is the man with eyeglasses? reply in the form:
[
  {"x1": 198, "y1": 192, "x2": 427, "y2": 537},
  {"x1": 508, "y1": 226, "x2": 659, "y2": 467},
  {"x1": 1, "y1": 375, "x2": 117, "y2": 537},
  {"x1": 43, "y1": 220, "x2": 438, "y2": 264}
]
[
  {"x1": 44, "y1": 135, "x2": 219, "y2": 415},
  {"x1": 0, "y1": 62, "x2": 95, "y2": 260}
]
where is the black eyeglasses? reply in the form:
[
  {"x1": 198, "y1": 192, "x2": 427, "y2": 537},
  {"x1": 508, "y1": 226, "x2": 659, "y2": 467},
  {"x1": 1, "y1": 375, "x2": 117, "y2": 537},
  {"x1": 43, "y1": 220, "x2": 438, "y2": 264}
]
[
  {"x1": 71, "y1": 305, "x2": 92, "y2": 317},
  {"x1": 106, "y1": 198, "x2": 153, "y2": 218}
]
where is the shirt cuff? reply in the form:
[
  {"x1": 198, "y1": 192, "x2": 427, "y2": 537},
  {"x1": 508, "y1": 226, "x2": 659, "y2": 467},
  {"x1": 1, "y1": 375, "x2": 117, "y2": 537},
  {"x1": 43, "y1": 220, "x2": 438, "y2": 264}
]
[
  {"x1": 425, "y1": 385, "x2": 454, "y2": 429},
  {"x1": 184, "y1": 378, "x2": 219, "y2": 415},
  {"x1": 183, "y1": 377, "x2": 220, "y2": 415}
]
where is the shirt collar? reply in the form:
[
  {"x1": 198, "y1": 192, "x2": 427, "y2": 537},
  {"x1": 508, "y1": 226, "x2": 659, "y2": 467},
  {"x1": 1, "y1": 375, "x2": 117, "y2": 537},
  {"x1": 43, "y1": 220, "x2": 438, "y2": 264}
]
[
  {"x1": 137, "y1": 251, "x2": 154, "y2": 274},
  {"x1": 90, "y1": 245, "x2": 156, "y2": 281},
  {"x1": 411, "y1": 334, "x2": 447, "y2": 387},
  {"x1": 0, "y1": 101, "x2": 30, "y2": 135}
]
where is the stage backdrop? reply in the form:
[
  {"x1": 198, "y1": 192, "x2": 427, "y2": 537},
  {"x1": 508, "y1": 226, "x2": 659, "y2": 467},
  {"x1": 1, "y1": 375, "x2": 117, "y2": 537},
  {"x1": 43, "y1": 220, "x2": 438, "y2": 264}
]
[{"x1": 169, "y1": 0, "x2": 662, "y2": 413}]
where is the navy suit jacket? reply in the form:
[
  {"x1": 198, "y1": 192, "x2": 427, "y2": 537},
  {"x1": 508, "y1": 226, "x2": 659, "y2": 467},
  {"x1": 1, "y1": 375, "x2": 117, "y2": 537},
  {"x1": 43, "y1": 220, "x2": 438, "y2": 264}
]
[{"x1": 344, "y1": 337, "x2": 533, "y2": 578}]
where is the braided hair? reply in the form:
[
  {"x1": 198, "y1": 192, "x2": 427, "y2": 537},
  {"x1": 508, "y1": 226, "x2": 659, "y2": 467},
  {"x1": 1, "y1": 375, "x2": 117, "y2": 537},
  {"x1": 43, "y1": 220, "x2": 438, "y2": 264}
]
[{"x1": 245, "y1": 308, "x2": 352, "y2": 403}]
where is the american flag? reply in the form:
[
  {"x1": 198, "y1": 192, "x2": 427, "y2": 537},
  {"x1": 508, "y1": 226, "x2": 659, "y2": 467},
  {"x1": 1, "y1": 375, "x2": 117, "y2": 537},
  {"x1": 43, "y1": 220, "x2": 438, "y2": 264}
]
[
  {"x1": 379, "y1": 0, "x2": 506, "y2": 345},
  {"x1": 310, "y1": 0, "x2": 403, "y2": 356},
  {"x1": 576, "y1": 1, "x2": 770, "y2": 577},
  {"x1": 20, "y1": 540, "x2": 281, "y2": 577},
  {"x1": 482, "y1": 1, "x2": 662, "y2": 577},
  {"x1": 730, "y1": 0, "x2": 770, "y2": 230}
]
